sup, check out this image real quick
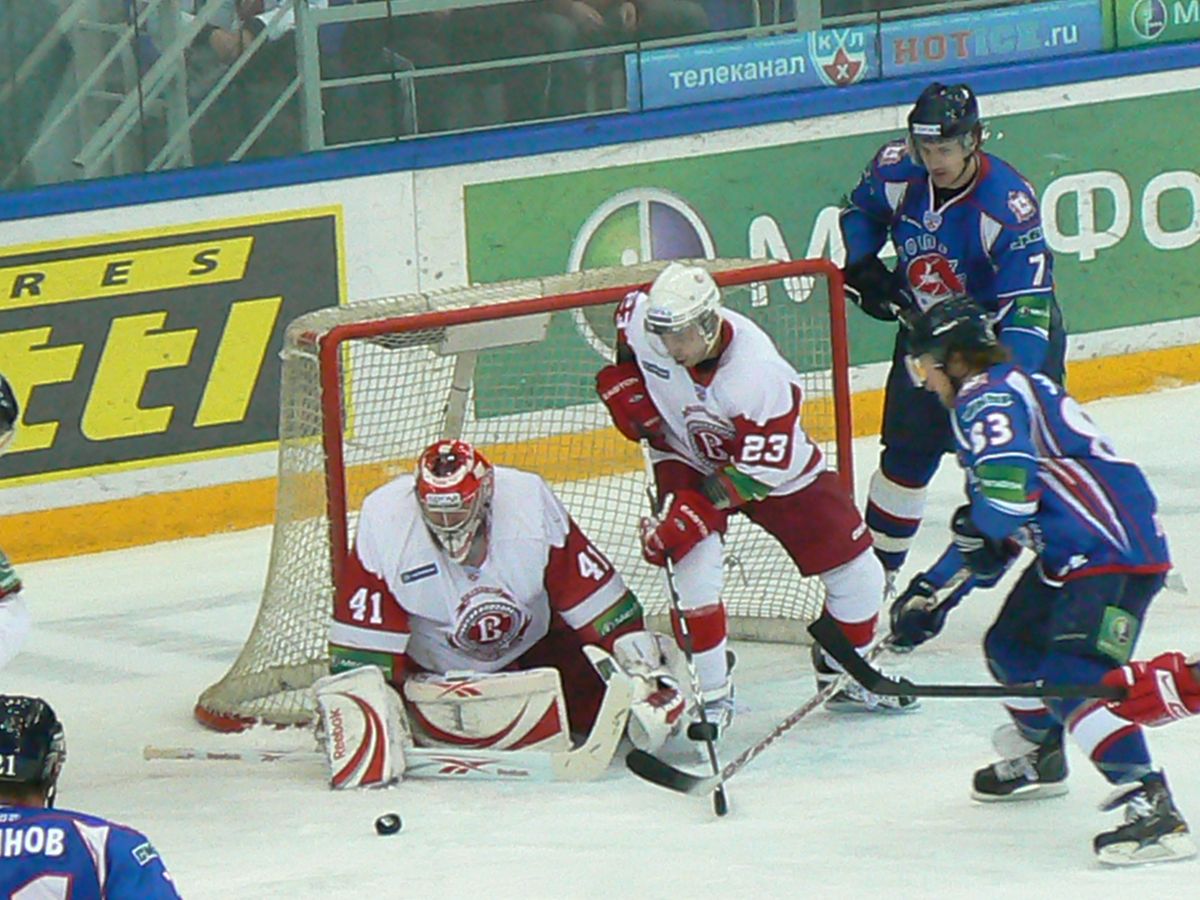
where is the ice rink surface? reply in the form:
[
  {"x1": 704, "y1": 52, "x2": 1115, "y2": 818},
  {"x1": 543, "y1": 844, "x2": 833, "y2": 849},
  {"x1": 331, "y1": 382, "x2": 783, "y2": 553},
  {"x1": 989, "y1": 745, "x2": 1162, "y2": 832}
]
[{"x1": 6, "y1": 385, "x2": 1200, "y2": 899}]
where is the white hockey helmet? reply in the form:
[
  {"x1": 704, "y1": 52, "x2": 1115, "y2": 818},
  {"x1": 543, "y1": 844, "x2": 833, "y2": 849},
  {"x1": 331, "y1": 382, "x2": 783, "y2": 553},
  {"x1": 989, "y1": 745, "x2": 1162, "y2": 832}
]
[
  {"x1": 644, "y1": 262, "x2": 722, "y2": 345},
  {"x1": 415, "y1": 439, "x2": 495, "y2": 563}
]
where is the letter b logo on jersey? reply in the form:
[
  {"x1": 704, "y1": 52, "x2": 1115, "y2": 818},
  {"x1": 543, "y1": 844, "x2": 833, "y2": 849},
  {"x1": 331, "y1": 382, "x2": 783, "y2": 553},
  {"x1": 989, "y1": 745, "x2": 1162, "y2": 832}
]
[{"x1": 452, "y1": 587, "x2": 529, "y2": 661}]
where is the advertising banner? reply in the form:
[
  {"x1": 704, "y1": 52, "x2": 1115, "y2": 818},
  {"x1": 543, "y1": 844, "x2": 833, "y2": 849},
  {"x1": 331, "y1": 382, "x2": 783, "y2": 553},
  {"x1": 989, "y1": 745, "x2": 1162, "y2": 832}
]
[
  {"x1": 626, "y1": 26, "x2": 877, "y2": 111},
  {"x1": 462, "y1": 89, "x2": 1200, "y2": 413},
  {"x1": 1114, "y1": 0, "x2": 1200, "y2": 46},
  {"x1": 879, "y1": 0, "x2": 1104, "y2": 77},
  {"x1": 0, "y1": 209, "x2": 342, "y2": 484}
]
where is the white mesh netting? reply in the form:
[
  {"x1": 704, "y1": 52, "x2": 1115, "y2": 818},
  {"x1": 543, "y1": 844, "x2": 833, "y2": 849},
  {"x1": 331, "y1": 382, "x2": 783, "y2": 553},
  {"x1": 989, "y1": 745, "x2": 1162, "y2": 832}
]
[{"x1": 196, "y1": 259, "x2": 851, "y2": 728}]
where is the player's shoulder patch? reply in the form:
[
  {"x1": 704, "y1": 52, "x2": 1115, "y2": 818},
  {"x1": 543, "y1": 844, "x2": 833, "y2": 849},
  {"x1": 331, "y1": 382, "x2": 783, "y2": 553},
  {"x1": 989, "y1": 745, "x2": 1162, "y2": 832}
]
[
  {"x1": 978, "y1": 154, "x2": 1042, "y2": 225},
  {"x1": 874, "y1": 139, "x2": 909, "y2": 169},
  {"x1": 132, "y1": 840, "x2": 160, "y2": 867},
  {"x1": 1006, "y1": 189, "x2": 1037, "y2": 224}
]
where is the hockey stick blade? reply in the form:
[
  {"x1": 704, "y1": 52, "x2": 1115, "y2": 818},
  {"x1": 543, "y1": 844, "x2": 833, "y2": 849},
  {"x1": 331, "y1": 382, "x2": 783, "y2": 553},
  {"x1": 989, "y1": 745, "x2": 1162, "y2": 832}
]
[
  {"x1": 626, "y1": 641, "x2": 890, "y2": 798},
  {"x1": 807, "y1": 614, "x2": 1126, "y2": 700},
  {"x1": 626, "y1": 747, "x2": 719, "y2": 797}
]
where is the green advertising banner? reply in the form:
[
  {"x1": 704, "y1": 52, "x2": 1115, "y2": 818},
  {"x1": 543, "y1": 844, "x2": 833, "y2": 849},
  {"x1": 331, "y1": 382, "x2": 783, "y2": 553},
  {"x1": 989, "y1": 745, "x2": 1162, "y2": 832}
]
[
  {"x1": 1114, "y1": 0, "x2": 1200, "y2": 46},
  {"x1": 465, "y1": 88, "x2": 1200, "y2": 411}
]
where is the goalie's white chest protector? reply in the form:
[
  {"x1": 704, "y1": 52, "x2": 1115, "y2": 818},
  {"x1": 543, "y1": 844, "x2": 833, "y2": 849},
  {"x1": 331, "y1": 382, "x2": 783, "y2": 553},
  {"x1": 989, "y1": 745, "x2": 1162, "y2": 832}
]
[{"x1": 357, "y1": 468, "x2": 569, "y2": 673}]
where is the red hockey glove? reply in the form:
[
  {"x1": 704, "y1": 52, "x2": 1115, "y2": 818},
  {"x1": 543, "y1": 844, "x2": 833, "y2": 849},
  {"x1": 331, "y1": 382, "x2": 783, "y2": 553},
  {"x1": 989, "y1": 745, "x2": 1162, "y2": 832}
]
[
  {"x1": 596, "y1": 361, "x2": 663, "y2": 443},
  {"x1": 640, "y1": 489, "x2": 723, "y2": 567},
  {"x1": 1102, "y1": 651, "x2": 1200, "y2": 727}
]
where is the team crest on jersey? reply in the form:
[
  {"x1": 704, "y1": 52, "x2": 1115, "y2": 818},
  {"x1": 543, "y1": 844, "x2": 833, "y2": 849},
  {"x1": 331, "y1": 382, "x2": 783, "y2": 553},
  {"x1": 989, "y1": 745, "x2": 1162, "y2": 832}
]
[
  {"x1": 922, "y1": 210, "x2": 942, "y2": 231},
  {"x1": 808, "y1": 29, "x2": 868, "y2": 86},
  {"x1": 684, "y1": 416, "x2": 736, "y2": 467},
  {"x1": 1007, "y1": 190, "x2": 1036, "y2": 223},
  {"x1": 906, "y1": 254, "x2": 965, "y2": 308},
  {"x1": 693, "y1": 383, "x2": 707, "y2": 401},
  {"x1": 451, "y1": 586, "x2": 530, "y2": 661}
]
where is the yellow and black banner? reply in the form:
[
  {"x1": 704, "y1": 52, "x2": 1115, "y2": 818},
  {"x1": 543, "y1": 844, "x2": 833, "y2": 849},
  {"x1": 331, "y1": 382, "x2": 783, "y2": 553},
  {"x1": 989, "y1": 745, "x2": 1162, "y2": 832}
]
[{"x1": 0, "y1": 208, "x2": 342, "y2": 484}]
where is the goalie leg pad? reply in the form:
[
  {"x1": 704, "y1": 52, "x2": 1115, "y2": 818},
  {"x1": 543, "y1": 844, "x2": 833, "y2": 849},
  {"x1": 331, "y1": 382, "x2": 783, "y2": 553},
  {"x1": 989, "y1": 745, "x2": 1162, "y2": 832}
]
[
  {"x1": 403, "y1": 667, "x2": 571, "y2": 752},
  {"x1": 314, "y1": 666, "x2": 409, "y2": 790}
]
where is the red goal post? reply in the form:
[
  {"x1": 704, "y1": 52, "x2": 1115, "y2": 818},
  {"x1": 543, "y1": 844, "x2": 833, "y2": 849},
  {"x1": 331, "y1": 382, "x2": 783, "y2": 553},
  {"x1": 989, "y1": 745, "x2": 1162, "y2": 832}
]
[{"x1": 196, "y1": 258, "x2": 852, "y2": 731}]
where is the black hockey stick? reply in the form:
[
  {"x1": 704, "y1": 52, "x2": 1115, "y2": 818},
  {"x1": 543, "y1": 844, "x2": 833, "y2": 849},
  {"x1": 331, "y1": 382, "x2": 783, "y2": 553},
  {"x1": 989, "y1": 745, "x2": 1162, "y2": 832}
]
[
  {"x1": 638, "y1": 440, "x2": 729, "y2": 816},
  {"x1": 626, "y1": 641, "x2": 889, "y2": 798},
  {"x1": 807, "y1": 614, "x2": 1126, "y2": 700}
]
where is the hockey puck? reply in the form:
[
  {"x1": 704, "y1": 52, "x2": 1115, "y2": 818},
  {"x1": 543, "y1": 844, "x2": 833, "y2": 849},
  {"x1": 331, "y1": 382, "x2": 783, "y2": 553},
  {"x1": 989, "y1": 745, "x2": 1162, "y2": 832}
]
[
  {"x1": 687, "y1": 721, "x2": 719, "y2": 742},
  {"x1": 374, "y1": 813, "x2": 402, "y2": 835}
]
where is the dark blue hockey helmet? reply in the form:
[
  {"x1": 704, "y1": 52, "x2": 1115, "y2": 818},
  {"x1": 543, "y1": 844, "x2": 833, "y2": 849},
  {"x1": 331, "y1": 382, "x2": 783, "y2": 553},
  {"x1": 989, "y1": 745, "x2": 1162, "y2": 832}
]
[
  {"x1": 0, "y1": 374, "x2": 16, "y2": 452},
  {"x1": 907, "y1": 295, "x2": 997, "y2": 363},
  {"x1": 908, "y1": 83, "x2": 981, "y2": 147},
  {"x1": 0, "y1": 696, "x2": 66, "y2": 800}
]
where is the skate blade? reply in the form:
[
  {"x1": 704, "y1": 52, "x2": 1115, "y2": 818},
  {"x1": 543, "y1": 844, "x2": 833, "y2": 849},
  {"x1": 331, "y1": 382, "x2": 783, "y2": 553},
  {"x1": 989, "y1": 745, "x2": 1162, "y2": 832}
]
[
  {"x1": 1096, "y1": 832, "x2": 1198, "y2": 866},
  {"x1": 824, "y1": 697, "x2": 922, "y2": 714},
  {"x1": 971, "y1": 782, "x2": 1069, "y2": 803}
]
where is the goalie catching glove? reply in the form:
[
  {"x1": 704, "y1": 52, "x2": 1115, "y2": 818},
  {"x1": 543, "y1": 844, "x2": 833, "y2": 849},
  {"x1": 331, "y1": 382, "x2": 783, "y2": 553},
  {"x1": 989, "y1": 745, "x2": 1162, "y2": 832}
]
[
  {"x1": 640, "y1": 489, "x2": 723, "y2": 566},
  {"x1": 1103, "y1": 652, "x2": 1200, "y2": 727},
  {"x1": 596, "y1": 361, "x2": 665, "y2": 446},
  {"x1": 612, "y1": 631, "x2": 692, "y2": 753}
]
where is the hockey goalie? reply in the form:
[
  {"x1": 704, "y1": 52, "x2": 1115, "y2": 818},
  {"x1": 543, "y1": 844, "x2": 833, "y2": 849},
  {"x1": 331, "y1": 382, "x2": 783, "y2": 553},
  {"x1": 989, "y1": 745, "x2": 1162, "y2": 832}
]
[{"x1": 315, "y1": 439, "x2": 691, "y2": 788}]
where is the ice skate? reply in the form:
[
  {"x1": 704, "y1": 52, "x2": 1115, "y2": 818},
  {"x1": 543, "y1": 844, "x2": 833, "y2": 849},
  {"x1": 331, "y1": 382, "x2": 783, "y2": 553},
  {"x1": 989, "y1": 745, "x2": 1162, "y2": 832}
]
[
  {"x1": 1094, "y1": 772, "x2": 1196, "y2": 866},
  {"x1": 811, "y1": 643, "x2": 919, "y2": 713},
  {"x1": 972, "y1": 724, "x2": 1068, "y2": 802}
]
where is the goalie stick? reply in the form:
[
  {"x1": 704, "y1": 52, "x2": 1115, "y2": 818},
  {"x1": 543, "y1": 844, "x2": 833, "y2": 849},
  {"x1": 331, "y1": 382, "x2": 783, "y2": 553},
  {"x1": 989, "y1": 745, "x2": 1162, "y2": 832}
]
[
  {"x1": 626, "y1": 641, "x2": 890, "y2": 799},
  {"x1": 807, "y1": 614, "x2": 1126, "y2": 700},
  {"x1": 147, "y1": 646, "x2": 634, "y2": 783}
]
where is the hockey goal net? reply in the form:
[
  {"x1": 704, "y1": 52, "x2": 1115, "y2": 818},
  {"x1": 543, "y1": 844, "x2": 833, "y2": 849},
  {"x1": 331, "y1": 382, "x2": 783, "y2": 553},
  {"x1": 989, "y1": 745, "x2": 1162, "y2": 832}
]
[{"x1": 196, "y1": 258, "x2": 852, "y2": 730}]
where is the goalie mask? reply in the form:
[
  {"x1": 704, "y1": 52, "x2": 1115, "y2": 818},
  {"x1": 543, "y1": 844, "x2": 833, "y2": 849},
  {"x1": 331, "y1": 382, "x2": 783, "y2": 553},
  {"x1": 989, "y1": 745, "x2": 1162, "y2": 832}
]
[
  {"x1": 644, "y1": 262, "x2": 723, "y2": 365},
  {"x1": 0, "y1": 696, "x2": 66, "y2": 807},
  {"x1": 415, "y1": 440, "x2": 495, "y2": 563}
]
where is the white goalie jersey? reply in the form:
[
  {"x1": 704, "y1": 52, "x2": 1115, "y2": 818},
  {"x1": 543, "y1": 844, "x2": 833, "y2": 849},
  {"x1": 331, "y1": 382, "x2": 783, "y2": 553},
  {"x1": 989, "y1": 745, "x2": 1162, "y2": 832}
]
[{"x1": 329, "y1": 467, "x2": 633, "y2": 678}]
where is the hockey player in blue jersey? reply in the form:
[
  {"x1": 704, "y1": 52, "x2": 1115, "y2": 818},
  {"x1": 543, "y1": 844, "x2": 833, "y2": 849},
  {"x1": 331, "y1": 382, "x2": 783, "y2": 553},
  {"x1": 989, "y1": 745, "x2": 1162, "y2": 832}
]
[
  {"x1": 890, "y1": 296, "x2": 1193, "y2": 866},
  {"x1": 838, "y1": 82, "x2": 1066, "y2": 581},
  {"x1": 0, "y1": 695, "x2": 182, "y2": 897}
]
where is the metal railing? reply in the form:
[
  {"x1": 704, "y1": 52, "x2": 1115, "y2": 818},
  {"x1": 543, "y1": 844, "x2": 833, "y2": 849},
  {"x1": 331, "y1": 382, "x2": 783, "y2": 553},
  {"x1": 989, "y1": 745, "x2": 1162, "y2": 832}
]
[{"x1": 0, "y1": 0, "x2": 1160, "y2": 190}]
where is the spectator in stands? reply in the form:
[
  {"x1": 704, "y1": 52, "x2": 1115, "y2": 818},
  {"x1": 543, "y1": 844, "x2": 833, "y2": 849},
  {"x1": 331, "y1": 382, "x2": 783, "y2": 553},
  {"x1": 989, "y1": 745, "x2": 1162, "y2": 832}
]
[
  {"x1": 536, "y1": 0, "x2": 709, "y2": 117},
  {"x1": 0, "y1": 0, "x2": 75, "y2": 187},
  {"x1": 180, "y1": 0, "x2": 328, "y2": 163}
]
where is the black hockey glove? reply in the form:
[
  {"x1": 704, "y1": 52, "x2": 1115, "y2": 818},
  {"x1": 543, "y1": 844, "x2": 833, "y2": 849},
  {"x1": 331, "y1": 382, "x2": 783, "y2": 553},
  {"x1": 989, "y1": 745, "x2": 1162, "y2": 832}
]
[
  {"x1": 889, "y1": 573, "x2": 971, "y2": 650},
  {"x1": 951, "y1": 505, "x2": 1018, "y2": 582},
  {"x1": 842, "y1": 255, "x2": 910, "y2": 323}
]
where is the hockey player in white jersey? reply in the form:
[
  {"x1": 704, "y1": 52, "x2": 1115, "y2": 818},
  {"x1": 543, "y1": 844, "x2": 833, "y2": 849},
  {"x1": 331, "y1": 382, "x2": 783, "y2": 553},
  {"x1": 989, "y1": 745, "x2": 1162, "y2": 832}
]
[
  {"x1": 0, "y1": 374, "x2": 30, "y2": 670},
  {"x1": 596, "y1": 262, "x2": 918, "y2": 733},
  {"x1": 325, "y1": 438, "x2": 689, "y2": 775}
]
